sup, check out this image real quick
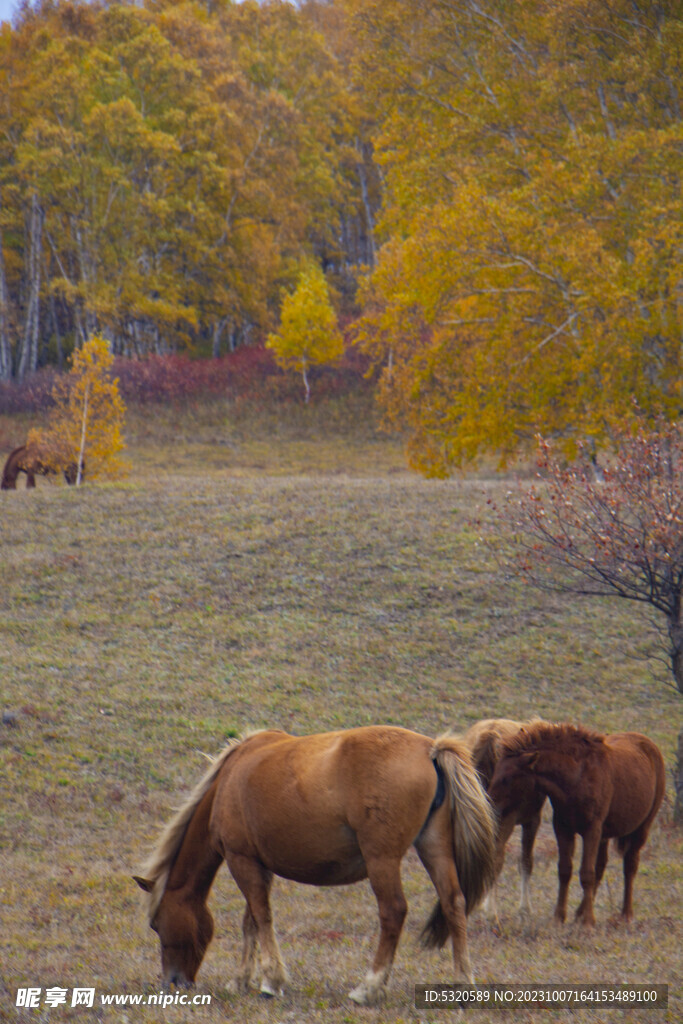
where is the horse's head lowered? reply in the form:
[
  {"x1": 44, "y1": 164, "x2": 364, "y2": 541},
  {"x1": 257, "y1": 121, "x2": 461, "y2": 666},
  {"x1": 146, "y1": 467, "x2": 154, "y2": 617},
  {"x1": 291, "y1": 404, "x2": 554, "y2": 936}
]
[
  {"x1": 134, "y1": 875, "x2": 214, "y2": 986},
  {"x1": 133, "y1": 747, "x2": 234, "y2": 986},
  {"x1": 487, "y1": 745, "x2": 540, "y2": 818}
]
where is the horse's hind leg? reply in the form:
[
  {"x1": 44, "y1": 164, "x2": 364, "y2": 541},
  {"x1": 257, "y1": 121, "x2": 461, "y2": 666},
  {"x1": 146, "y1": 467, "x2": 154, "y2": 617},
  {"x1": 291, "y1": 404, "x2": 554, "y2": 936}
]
[
  {"x1": 349, "y1": 856, "x2": 407, "y2": 1006},
  {"x1": 415, "y1": 822, "x2": 473, "y2": 984},
  {"x1": 225, "y1": 853, "x2": 288, "y2": 997},
  {"x1": 519, "y1": 811, "x2": 542, "y2": 915},
  {"x1": 620, "y1": 827, "x2": 648, "y2": 922}
]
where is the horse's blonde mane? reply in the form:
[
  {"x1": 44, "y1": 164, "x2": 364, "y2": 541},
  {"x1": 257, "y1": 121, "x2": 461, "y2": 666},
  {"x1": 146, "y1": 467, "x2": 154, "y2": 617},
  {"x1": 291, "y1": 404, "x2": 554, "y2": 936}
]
[
  {"x1": 456, "y1": 717, "x2": 541, "y2": 786},
  {"x1": 138, "y1": 739, "x2": 242, "y2": 919}
]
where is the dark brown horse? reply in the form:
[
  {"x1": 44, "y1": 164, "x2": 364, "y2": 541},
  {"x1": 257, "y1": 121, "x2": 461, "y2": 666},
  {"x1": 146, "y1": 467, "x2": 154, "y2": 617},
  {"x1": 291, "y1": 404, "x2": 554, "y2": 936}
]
[
  {"x1": 1, "y1": 444, "x2": 83, "y2": 489},
  {"x1": 462, "y1": 717, "x2": 546, "y2": 919},
  {"x1": 488, "y1": 723, "x2": 665, "y2": 926},
  {"x1": 134, "y1": 726, "x2": 497, "y2": 1005}
]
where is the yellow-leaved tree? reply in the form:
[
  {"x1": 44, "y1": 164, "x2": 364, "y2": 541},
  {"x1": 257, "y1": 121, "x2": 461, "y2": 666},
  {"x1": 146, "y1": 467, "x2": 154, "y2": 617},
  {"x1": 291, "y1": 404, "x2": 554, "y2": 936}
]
[
  {"x1": 28, "y1": 335, "x2": 127, "y2": 484},
  {"x1": 267, "y1": 262, "x2": 345, "y2": 403},
  {"x1": 346, "y1": 0, "x2": 682, "y2": 473}
]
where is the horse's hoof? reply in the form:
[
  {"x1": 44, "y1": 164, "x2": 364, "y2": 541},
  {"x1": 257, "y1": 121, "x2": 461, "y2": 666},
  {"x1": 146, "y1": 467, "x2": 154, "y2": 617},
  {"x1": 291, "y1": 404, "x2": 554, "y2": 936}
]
[
  {"x1": 260, "y1": 982, "x2": 284, "y2": 998},
  {"x1": 349, "y1": 984, "x2": 386, "y2": 1007}
]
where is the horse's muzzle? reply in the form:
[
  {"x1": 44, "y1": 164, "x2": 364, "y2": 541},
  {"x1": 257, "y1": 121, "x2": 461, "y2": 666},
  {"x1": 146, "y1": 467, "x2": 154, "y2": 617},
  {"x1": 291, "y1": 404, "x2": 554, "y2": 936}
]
[{"x1": 162, "y1": 971, "x2": 194, "y2": 990}]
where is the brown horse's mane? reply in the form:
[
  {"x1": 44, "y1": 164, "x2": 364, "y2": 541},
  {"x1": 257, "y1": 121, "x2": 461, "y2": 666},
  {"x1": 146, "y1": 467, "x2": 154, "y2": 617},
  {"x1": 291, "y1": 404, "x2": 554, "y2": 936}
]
[
  {"x1": 139, "y1": 739, "x2": 242, "y2": 919},
  {"x1": 501, "y1": 721, "x2": 606, "y2": 760}
]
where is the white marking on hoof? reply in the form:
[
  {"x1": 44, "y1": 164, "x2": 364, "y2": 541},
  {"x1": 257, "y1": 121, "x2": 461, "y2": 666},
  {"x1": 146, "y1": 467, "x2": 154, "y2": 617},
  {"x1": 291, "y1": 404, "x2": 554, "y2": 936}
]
[
  {"x1": 349, "y1": 970, "x2": 387, "y2": 1006},
  {"x1": 260, "y1": 981, "x2": 284, "y2": 998}
]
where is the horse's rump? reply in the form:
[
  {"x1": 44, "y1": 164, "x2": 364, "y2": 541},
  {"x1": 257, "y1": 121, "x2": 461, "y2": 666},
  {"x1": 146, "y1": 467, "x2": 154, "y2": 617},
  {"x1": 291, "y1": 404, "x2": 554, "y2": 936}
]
[{"x1": 603, "y1": 732, "x2": 666, "y2": 840}]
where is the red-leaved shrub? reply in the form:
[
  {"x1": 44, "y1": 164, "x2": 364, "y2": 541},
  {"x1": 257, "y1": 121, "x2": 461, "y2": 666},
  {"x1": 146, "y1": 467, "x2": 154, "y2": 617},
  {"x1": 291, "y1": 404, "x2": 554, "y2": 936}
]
[{"x1": 0, "y1": 345, "x2": 373, "y2": 414}]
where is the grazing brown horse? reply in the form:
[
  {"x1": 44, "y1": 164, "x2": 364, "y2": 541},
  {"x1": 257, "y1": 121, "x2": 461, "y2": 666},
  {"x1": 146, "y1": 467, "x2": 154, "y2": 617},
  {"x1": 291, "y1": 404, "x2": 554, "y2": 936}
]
[
  {"x1": 488, "y1": 722, "x2": 665, "y2": 927},
  {"x1": 134, "y1": 726, "x2": 497, "y2": 1005},
  {"x1": 1, "y1": 444, "x2": 83, "y2": 489},
  {"x1": 462, "y1": 717, "x2": 546, "y2": 918}
]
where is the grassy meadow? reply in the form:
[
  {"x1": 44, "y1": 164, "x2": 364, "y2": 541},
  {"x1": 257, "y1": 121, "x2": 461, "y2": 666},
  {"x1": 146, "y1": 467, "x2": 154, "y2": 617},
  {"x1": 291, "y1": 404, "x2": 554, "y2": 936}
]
[{"x1": 1, "y1": 394, "x2": 681, "y2": 1024}]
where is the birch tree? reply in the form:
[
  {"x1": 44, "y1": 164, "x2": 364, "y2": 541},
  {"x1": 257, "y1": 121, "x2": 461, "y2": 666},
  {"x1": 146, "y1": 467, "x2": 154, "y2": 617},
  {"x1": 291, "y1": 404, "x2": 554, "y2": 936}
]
[
  {"x1": 267, "y1": 262, "x2": 344, "y2": 402},
  {"x1": 29, "y1": 335, "x2": 126, "y2": 482}
]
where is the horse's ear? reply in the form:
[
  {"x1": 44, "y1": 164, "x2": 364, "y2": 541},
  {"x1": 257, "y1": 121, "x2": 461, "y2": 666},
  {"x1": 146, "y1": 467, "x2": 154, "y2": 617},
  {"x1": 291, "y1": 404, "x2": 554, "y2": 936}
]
[
  {"x1": 133, "y1": 875, "x2": 154, "y2": 893},
  {"x1": 519, "y1": 751, "x2": 539, "y2": 771}
]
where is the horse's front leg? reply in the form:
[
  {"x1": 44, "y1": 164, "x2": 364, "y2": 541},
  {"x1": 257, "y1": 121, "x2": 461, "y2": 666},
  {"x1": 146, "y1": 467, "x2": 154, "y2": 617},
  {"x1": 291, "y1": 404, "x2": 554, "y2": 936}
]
[
  {"x1": 575, "y1": 825, "x2": 602, "y2": 927},
  {"x1": 226, "y1": 853, "x2": 288, "y2": 997},
  {"x1": 518, "y1": 811, "x2": 542, "y2": 916},
  {"x1": 349, "y1": 856, "x2": 406, "y2": 1006},
  {"x1": 552, "y1": 817, "x2": 575, "y2": 923},
  {"x1": 226, "y1": 907, "x2": 258, "y2": 994}
]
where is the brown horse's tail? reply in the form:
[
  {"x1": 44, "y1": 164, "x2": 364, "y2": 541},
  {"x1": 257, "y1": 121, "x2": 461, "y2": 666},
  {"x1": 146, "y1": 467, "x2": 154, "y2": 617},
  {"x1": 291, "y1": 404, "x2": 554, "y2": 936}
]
[{"x1": 420, "y1": 734, "x2": 497, "y2": 948}]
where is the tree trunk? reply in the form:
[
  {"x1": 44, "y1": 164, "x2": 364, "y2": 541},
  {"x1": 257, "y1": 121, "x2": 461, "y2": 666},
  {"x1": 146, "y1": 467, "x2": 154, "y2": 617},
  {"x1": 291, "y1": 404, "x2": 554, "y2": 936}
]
[
  {"x1": 17, "y1": 193, "x2": 44, "y2": 379},
  {"x1": 670, "y1": 597, "x2": 683, "y2": 695},
  {"x1": 671, "y1": 603, "x2": 683, "y2": 827},
  {"x1": 48, "y1": 286, "x2": 64, "y2": 369},
  {"x1": 674, "y1": 730, "x2": 683, "y2": 828},
  {"x1": 356, "y1": 138, "x2": 376, "y2": 268},
  {"x1": 302, "y1": 360, "x2": 310, "y2": 404},
  {"x1": 76, "y1": 381, "x2": 89, "y2": 487},
  {"x1": 674, "y1": 642, "x2": 683, "y2": 696},
  {"x1": 0, "y1": 226, "x2": 12, "y2": 380}
]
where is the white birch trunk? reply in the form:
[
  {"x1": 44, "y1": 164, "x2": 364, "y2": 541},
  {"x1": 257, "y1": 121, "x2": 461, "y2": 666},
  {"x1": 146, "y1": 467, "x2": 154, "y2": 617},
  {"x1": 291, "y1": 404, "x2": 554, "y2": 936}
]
[
  {"x1": 77, "y1": 381, "x2": 89, "y2": 487},
  {"x1": 17, "y1": 194, "x2": 44, "y2": 378},
  {"x1": 0, "y1": 226, "x2": 12, "y2": 379}
]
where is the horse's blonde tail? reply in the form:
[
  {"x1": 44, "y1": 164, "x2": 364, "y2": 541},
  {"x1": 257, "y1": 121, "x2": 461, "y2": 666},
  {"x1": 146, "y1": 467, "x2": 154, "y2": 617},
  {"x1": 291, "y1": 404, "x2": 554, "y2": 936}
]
[{"x1": 432, "y1": 734, "x2": 497, "y2": 914}]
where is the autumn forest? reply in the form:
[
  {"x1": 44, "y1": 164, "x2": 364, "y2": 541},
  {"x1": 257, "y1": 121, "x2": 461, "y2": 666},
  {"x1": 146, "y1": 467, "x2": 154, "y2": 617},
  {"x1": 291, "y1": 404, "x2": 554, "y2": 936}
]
[{"x1": 1, "y1": 0, "x2": 681, "y2": 468}]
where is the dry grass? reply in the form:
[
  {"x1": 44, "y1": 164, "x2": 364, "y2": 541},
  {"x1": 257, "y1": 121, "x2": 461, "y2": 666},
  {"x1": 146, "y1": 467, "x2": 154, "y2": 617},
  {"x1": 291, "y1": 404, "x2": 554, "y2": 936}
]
[{"x1": 1, "y1": 395, "x2": 680, "y2": 1024}]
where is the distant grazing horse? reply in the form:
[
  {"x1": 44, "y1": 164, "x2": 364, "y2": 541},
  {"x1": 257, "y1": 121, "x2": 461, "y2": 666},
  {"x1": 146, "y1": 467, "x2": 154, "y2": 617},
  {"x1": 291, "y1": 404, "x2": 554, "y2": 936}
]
[
  {"x1": 488, "y1": 722, "x2": 665, "y2": 926},
  {"x1": 463, "y1": 717, "x2": 546, "y2": 918},
  {"x1": 1, "y1": 444, "x2": 83, "y2": 489},
  {"x1": 134, "y1": 726, "x2": 497, "y2": 1006}
]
